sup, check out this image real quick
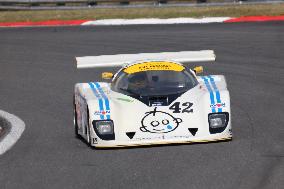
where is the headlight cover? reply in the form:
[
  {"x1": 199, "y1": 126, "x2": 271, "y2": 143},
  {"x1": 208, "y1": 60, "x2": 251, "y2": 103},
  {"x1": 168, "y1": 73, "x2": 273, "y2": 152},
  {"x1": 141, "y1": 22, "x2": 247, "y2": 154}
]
[
  {"x1": 208, "y1": 112, "x2": 229, "y2": 134},
  {"x1": 96, "y1": 121, "x2": 113, "y2": 134},
  {"x1": 92, "y1": 120, "x2": 115, "y2": 140}
]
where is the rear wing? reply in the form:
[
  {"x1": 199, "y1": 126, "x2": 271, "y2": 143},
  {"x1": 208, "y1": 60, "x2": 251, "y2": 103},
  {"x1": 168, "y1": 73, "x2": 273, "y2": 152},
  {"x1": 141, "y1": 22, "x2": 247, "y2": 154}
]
[{"x1": 76, "y1": 50, "x2": 216, "y2": 69}]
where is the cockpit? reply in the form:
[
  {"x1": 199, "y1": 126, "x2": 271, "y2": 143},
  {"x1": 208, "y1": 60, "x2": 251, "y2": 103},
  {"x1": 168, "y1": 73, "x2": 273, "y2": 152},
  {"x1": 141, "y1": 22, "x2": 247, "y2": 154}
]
[{"x1": 111, "y1": 61, "x2": 198, "y2": 98}]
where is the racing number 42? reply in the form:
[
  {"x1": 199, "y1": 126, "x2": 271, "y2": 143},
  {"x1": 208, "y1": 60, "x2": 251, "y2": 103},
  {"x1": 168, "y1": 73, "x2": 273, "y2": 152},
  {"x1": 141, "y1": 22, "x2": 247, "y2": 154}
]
[{"x1": 169, "y1": 102, "x2": 193, "y2": 113}]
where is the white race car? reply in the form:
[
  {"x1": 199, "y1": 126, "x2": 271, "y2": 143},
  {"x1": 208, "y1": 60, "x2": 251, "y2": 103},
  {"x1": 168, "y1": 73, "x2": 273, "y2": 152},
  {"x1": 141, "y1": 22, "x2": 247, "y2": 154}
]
[{"x1": 74, "y1": 50, "x2": 232, "y2": 148}]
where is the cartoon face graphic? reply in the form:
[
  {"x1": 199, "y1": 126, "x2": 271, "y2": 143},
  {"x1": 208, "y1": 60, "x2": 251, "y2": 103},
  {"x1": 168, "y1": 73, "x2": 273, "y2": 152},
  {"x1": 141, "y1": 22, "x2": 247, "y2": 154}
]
[{"x1": 140, "y1": 107, "x2": 182, "y2": 133}]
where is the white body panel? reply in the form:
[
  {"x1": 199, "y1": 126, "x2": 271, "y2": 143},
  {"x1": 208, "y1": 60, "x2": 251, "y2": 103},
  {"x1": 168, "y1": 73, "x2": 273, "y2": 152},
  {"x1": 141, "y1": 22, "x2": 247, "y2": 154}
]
[{"x1": 74, "y1": 75, "x2": 232, "y2": 148}]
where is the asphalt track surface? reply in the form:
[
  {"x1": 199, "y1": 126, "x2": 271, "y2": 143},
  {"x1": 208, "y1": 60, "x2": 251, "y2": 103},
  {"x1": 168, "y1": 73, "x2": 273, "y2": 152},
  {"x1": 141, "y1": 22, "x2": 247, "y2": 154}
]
[{"x1": 0, "y1": 22, "x2": 283, "y2": 189}]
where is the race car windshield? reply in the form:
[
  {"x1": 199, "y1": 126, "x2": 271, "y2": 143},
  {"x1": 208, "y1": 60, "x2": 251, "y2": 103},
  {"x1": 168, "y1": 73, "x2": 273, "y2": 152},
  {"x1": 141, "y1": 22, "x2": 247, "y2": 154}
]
[{"x1": 111, "y1": 69, "x2": 198, "y2": 96}]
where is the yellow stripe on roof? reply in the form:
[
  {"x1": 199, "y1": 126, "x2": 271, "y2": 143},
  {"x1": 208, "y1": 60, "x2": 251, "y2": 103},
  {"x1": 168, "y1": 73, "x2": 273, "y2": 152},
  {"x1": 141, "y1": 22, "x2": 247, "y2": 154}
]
[{"x1": 124, "y1": 61, "x2": 184, "y2": 74}]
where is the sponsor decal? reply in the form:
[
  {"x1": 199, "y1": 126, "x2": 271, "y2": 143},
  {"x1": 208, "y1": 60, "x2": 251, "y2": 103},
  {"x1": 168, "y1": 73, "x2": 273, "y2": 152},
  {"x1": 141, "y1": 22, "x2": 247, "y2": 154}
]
[
  {"x1": 123, "y1": 61, "x2": 184, "y2": 74},
  {"x1": 140, "y1": 107, "x2": 182, "y2": 134},
  {"x1": 172, "y1": 136, "x2": 191, "y2": 139},
  {"x1": 134, "y1": 137, "x2": 160, "y2": 141},
  {"x1": 134, "y1": 136, "x2": 192, "y2": 140},
  {"x1": 94, "y1": 110, "x2": 111, "y2": 116},
  {"x1": 210, "y1": 103, "x2": 225, "y2": 108},
  {"x1": 152, "y1": 101, "x2": 163, "y2": 106},
  {"x1": 116, "y1": 97, "x2": 134, "y2": 103},
  {"x1": 92, "y1": 138, "x2": 98, "y2": 144}
]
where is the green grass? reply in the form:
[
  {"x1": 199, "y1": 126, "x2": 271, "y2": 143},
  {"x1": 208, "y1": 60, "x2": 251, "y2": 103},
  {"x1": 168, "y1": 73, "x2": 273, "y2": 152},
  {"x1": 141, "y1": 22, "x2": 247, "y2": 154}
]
[{"x1": 0, "y1": 4, "x2": 283, "y2": 22}]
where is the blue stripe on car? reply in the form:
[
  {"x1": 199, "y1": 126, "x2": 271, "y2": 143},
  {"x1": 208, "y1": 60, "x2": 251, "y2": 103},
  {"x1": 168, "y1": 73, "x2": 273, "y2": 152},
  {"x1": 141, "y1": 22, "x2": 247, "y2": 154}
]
[
  {"x1": 94, "y1": 82, "x2": 111, "y2": 120},
  {"x1": 208, "y1": 75, "x2": 222, "y2": 112},
  {"x1": 88, "y1": 82, "x2": 105, "y2": 120},
  {"x1": 201, "y1": 76, "x2": 216, "y2": 113}
]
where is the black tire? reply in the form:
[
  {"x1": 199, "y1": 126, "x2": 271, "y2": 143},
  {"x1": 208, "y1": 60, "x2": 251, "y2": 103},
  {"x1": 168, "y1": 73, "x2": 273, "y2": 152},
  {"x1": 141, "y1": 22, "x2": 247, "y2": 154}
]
[
  {"x1": 86, "y1": 106, "x2": 92, "y2": 146},
  {"x1": 73, "y1": 96, "x2": 80, "y2": 138}
]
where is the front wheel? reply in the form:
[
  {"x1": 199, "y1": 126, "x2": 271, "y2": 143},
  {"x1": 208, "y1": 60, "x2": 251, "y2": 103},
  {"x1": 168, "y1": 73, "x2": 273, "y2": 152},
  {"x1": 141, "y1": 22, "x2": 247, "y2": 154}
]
[
  {"x1": 86, "y1": 106, "x2": 92, "y2": 146},
  {"x1": 73, "y1": 97, "x2": 80, "y2": 138}
]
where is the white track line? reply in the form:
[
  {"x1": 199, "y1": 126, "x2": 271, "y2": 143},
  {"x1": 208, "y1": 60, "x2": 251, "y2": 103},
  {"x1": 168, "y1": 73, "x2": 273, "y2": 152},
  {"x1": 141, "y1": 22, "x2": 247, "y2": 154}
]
[
  {"x1": 0, "y1": 110, "x2": 25, "y2": 155},
  {"x1": 82, "y1": 17, "x2": 231, "y2": 26}
]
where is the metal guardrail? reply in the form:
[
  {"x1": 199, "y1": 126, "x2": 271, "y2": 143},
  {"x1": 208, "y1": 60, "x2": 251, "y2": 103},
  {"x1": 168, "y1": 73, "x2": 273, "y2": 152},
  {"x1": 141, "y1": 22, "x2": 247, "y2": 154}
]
[
  {"x1": 2, "y1": 0, "x2": 163, "y2": 10},
  {"x1": 0, "y1": 0, "x2": 175, "y2": 10},
  {"x1": 0, "y1": 0, "x2": 283, "y2": 10}
]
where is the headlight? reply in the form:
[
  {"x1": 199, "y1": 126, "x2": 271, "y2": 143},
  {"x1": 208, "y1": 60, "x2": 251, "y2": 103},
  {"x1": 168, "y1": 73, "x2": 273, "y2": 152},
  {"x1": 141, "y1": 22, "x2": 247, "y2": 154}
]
[
  {"x1": 96, "y1": 121, "x2": 113, "y2": 135},
  {"x1": 208, "y1": 113, "x2": 229, "y2": 134},
  {"x1": 92, "y1": 120, "x2": 115, "y2": 140}
]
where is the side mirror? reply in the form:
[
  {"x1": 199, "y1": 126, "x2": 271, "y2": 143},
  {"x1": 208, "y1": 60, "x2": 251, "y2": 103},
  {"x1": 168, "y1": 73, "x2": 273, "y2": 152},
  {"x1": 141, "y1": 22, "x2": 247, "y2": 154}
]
[
  {"x1": 102, "y1": 72, "x2": 113, "y2": 80},
  {"x1": 193, "y1": 66, "x2": 203, "y2": 74}
]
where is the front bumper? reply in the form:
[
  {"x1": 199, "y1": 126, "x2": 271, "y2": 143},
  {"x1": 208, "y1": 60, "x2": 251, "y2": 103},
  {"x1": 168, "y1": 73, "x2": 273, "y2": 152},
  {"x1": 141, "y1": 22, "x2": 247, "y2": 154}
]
[{"x1": 91, "y1": 133, "x2": 232, "y2": 148}]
